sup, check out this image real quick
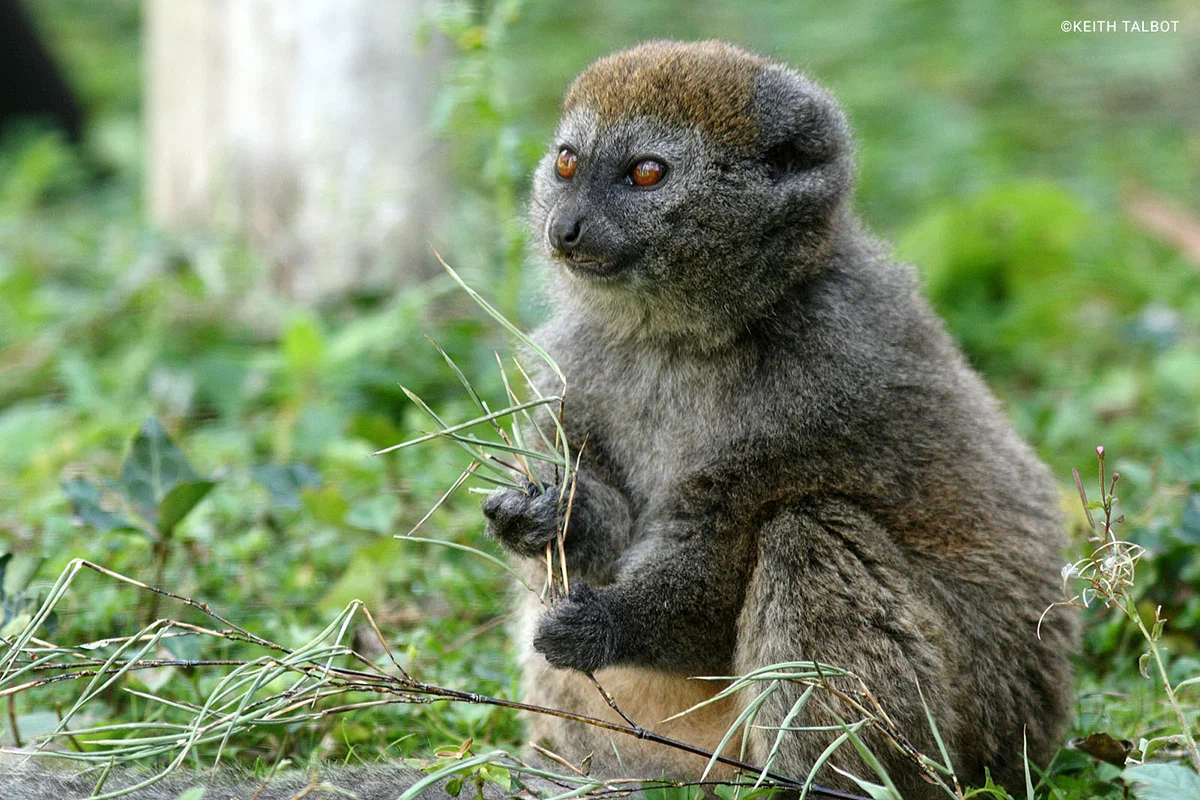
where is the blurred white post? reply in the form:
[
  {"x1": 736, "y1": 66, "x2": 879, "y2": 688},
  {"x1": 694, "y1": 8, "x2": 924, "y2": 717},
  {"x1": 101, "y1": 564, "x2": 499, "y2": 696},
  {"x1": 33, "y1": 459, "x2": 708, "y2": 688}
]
[{"x1": 145, "y1": 0, "x2": 440, "y2": 300}]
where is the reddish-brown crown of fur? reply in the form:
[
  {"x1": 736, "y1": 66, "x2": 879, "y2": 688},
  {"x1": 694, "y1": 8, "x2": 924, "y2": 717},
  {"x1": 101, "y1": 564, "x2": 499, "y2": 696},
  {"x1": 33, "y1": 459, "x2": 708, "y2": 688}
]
[{"x1": 563, "y1": 40, "x2": 767, "y2": 149}]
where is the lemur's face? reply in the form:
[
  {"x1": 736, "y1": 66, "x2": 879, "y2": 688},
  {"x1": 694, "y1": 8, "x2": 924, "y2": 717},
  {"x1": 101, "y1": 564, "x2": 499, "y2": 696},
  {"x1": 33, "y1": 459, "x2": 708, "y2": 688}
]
[
  {"x1": 529, "y1": 41, "x2": 854, "y2": 341},
  {"x1": 532, "y1": 110, "x2": 757, "y2": 284}
]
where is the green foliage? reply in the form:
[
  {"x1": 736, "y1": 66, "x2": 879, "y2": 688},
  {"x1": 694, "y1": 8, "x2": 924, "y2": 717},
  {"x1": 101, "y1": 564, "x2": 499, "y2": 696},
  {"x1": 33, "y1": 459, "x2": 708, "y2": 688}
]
[
  {"x1": 2, "y1": 0, "x2": 1199, "y2": 797},
  {"x1": 1123, "y1": 764, "x2": 1200, "y2": 800},
  {"x1": 0, "y1": 553, "x2": 54, "y2": 638},
  {"x1": 406, "y1": 742, "x2": 515, "y2": 800}
]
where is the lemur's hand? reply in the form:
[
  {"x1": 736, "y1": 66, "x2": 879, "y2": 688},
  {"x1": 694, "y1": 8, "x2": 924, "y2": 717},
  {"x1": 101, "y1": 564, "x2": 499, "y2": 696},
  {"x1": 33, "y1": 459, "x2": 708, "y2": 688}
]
[
  {"x1": 533, "y1": 583, "x2": 616, "y2": 673},
  {"x1": 481, "y1": 480, "x2": 562, "y2": 557}
]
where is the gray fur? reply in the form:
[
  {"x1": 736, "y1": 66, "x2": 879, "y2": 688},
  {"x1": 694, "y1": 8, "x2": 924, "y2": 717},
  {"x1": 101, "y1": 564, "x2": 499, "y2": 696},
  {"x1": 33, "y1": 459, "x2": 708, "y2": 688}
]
[
  {"x1": 486, "y1": 40, "x2": 1078, "y2": 797},
  {"x1": 0, "y1": 755, "x2": 531, "y2": 799}
]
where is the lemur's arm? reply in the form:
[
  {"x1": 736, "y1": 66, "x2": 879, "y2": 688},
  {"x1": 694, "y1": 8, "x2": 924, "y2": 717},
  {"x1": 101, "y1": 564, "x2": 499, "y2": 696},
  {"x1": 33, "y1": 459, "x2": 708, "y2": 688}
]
[
  {"x1": 533, "y1": 519, "x2": 756, "y2": 675},
  {"x1": 527, "y1": 447, "x2": 786, "y2": 676}
]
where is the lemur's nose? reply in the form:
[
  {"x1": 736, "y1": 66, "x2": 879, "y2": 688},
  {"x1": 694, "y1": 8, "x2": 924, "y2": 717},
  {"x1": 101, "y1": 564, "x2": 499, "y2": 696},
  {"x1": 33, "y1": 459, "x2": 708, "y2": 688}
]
[{"x1": 550, "y1": 215, "x2": 585, "y2": 253}]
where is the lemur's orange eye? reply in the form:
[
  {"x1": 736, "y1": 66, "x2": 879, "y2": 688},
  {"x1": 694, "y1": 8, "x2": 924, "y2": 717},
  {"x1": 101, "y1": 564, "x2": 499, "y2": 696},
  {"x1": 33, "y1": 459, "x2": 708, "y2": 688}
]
[
  {"x1": 630, "y1": 159, "x2": 665, "y2": 187},
  {"x1": 556, "y1": 149, "x2": 577, "y2": 179}
]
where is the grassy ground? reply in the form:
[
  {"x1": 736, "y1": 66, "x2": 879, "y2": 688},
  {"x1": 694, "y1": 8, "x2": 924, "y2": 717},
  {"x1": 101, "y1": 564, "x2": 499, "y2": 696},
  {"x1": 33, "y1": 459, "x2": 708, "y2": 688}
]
[{"x1": 2, "y1": 1, "x2": 1199, "y2": 798}]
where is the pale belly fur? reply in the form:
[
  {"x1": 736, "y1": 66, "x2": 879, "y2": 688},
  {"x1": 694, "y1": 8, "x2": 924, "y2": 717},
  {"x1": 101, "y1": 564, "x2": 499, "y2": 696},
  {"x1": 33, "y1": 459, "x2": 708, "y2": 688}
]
[{"x1": 513, "y1": 591, "x2": 743, "y2": 780}]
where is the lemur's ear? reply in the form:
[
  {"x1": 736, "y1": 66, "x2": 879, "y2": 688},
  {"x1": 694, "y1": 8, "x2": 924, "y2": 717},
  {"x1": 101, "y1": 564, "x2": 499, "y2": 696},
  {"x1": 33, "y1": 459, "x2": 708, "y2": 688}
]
[{"x1": 752, "y1": 65, "x2": 852, "y2": 179}]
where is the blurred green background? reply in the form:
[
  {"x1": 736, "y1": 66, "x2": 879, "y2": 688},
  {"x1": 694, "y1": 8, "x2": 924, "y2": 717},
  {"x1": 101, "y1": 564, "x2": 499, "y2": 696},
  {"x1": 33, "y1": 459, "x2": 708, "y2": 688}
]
[{"x1": 1, "y1": 0, "x2": 1198, "y2": 796}]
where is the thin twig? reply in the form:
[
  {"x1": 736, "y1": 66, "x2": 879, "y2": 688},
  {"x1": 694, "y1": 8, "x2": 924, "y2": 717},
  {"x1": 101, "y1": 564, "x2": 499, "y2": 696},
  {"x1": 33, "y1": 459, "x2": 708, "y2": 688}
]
[
  {"x1": 6, "y1": 694, "x2": 21, "y2": 747},
  {"x1": 528, "y1": 741, "x2": 591, "y2": 777},
  {"x1": 584, "y1": 672, "x2": 640, "y2": 733}
]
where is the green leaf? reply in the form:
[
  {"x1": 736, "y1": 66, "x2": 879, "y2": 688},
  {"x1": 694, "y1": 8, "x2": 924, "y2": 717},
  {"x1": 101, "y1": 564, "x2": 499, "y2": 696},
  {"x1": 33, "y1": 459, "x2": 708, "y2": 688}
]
[
  {"x1": 1023, "y1": 730, "x2": 1035, "y2": 800},
  {"x1": 397, "y1": 750, "x2": 508, "y2": 800},
  {"x1": 157, "y1": 480, "x2": 216, "y2": 535},
  {"x1": 1123, "y1": 763, "x2": 1200, "y2": 800},
  {"x1": 479, "y1": 764, "x2": 510, "y2": 790},
  {"x1": 173, "y1": 788, "x2": 207, "y2": 800},
  {"x1": 303, "y1": 484, "x2": 350, "y2": 526},
  {"x1": 252, "y1": 464, "x2": 322, "y2": 511},
  {"x1": 0, "y1": 555, "x2": 55, "y2": 636},
  {"x1": 162, "y1": 631, "x2": 204, "y2": 662},
  {"x1": 118, "y1": 417, "x2": 199, "y2": 522},
  {"x1": 282, "y1": 314, "x2": 326, "y2": 376},
  {"x1": 345, "y1": 493, "x2": 401, "y2": 534},
  {"x1": 62, "y1": 477, "x2": 139, "y2": 534},
  {"x1": 319, "y1": 537, "x2": 407, "y2": 614}
]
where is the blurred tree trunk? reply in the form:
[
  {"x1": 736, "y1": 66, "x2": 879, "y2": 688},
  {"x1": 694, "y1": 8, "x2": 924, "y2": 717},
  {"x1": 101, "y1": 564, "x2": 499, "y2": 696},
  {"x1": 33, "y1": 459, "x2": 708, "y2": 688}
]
[{"x1": 145, "y1": 0, "x2": 440, "y2": 301}]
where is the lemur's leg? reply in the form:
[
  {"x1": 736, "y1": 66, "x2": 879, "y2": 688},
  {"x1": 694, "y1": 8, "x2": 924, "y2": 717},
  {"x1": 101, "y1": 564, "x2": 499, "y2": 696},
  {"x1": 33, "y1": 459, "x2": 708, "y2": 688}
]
[{"x1": 734, "y1": 500, "x2": 956, "y2": 800}]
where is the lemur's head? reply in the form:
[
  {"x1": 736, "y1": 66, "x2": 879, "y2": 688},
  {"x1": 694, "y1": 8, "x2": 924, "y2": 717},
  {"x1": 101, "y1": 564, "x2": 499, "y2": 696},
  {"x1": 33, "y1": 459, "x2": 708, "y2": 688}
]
[{"x1": 530, "y1": 40, "x2": 854, "y2": 346}]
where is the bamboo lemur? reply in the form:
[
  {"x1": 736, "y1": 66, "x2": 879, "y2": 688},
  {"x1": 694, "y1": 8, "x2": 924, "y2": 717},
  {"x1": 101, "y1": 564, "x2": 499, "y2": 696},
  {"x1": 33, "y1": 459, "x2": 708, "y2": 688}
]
[
  {"x1": 0, "y1": 41, "x2": 1076, "y2": 800},
  {"x1": 482, "y1": 40, "x2": 1078, "y2": 797}
]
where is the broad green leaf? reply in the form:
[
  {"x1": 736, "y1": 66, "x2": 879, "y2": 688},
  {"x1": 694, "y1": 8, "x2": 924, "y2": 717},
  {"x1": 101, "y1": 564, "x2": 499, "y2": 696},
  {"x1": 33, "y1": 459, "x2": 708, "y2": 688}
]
[
  {"x1": 62, "y1": 477, "x2": 139, "y2": 534},
  {"x1": 157, "y1": 480, "x2": 216, "y2": 535},
  {"x1": 0, "y1": 553, "x2": 44, "y2": 596},
  {"x1": 252, "y1": 464, "x2": 321, "y2": 511},
  {"x1": 479, "y1": 764, "x2": 511, "y2": 790},
  {"x1": 319, "y1": 537, "x2": 408, "y2": 613},
  {"x1": 1124, "y1": 763, "x2": 1200, "y2": 800},
  {"x1": 303, "y1": 484, "x2": 350, "y2": 526},
  {"x1": 282, "y1": 314, "x2": 326, "y2": 376},
  {"x1": 119, "y1": 417, "x2": 199, "y2": 522},
  {"x1": 345, "y1": 493, "x2": 401, "y2": 534}
]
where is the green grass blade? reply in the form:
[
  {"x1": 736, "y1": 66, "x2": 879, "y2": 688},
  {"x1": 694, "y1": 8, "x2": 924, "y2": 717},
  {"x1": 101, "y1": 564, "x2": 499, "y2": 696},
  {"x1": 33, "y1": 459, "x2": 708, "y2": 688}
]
[
  {"x1": 425, "y1": 335, "x2": 505, "y2": 438},
  {"x1": 700, "y1": 680, "x2": 778, "y2": 781},
  {"x1": 1023, "y1": 730, "x2": 1035, "y2": 800},
  {"x1": 834, "y1": 713, "x2": 901, "y2": 800},
  {"x1": 754, "y1": 685, "x2": 815, "y2": 788},
  {"x1": 398, "y1": 536, "x2": 540, "y2": 598},
  {"x1": 410, "y1": 463, "x2": 480, "y2": 535},
  {"x1": 441, "y1": 433, "x2": 563, "y2": 463},
  {"x1": 799, "y1": 727, "x2": 858, "y2": 800},
  {"x1": 917, "y1": 681, "x2": 955, "y2": 776},
  {"x1": 397, "y1": 750, "x2": 510, "y2": 800},
  {"x1": 377, "y1": 391, "x2": 558, "y2": 457},
  {"x1": 510, "y1": 357, "x2": 560, "y2": 459},
  {"x1": 432, "y1": 249, "x2": 566, "y2": 387}
]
